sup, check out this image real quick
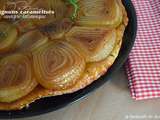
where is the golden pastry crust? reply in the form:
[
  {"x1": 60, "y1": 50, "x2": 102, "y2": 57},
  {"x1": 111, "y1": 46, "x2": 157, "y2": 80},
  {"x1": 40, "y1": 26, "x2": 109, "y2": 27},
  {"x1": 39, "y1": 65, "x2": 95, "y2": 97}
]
[{"x1": 0, "y1": 0, "x2": 128, "y2": 110}]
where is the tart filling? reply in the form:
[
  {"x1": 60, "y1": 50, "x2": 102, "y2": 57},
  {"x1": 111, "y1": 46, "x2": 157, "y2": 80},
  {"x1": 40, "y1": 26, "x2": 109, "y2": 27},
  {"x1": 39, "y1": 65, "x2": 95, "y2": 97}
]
[{"x1": 0, "y1": 0, "x2": 128, "y2": 110}]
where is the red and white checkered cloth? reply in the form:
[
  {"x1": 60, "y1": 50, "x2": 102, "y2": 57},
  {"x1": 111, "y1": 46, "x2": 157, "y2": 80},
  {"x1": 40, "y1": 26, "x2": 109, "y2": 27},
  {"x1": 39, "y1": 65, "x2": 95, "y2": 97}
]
[{"x1": 125, "y1": 0, "x2": 160, "y2": 100}]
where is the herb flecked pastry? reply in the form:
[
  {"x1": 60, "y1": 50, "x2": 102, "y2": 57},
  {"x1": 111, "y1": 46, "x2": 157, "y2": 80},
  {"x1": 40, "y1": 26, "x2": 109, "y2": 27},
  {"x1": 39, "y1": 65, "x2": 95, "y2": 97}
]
[{"x1": 0, "y1": 0, "x2": 128, "y2": 110}]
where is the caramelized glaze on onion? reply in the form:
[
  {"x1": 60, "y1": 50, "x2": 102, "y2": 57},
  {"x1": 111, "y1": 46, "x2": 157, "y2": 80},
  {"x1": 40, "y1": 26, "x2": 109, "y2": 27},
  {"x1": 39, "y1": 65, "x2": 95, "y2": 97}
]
[
  {"x1": 0, "y1": 22, "x2": 18, "y2": 53},
  {"x1": 77, "y1": 0, "x2": 122, "y2": 27},
  {"x1": 31, "y1": 0, "x2": 67, "y2": 26},
  {"x1": 15, "y1": 30, "x2": 48, "y2": 52},
  {"x1": 32, "y1": 41, "x2": 86, "y2": 90},
  {"x1": 14, "y1": 20, "x2": 36, "y2": 34},
  {"x1": 66, "y1": 26, "x2": 116, "y2": 62},
  {"x1": 40, "y1": 18, "x2": 73, "y2": 40},
  {"x1": 0, "y1": 54, "x2": 38, "y2": 103},
  {"x1": 0, "y1": 0, "x2": 5, "y2": 19}
]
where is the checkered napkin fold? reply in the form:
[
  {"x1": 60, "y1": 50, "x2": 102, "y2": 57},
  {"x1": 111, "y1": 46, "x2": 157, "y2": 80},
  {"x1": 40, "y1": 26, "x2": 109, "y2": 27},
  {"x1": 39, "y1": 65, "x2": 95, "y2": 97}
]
[{"x1": 125, "y1": 0, "x2": 160, "y2": 100}]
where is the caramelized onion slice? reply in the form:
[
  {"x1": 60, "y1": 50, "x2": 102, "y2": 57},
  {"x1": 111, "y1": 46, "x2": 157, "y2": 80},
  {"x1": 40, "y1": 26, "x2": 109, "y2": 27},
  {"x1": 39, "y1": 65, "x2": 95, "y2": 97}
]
[
  {"x1": 66, "y1": 26, "x2": 116, "y2": 62},
  {"x1": 0, "y1": 22, "x2": 18, "y2": 53},
  {"x1": 77, "y1": 0, "x2": 122, "y2": 28},
  {"x1": 0, "y1": 54, "x2": 38, "y2": 103},
  {"x1": 33, "y1": 41, "x2": 86, "y2": 90},
  {"x1": 15, "y1": 30, "x2": 48, "y2": 52}
]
